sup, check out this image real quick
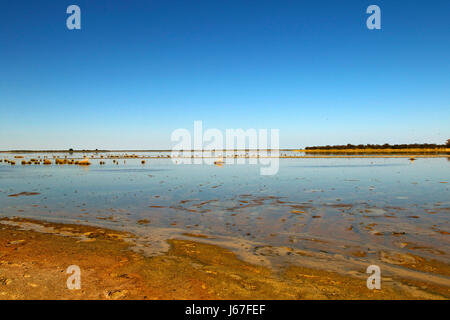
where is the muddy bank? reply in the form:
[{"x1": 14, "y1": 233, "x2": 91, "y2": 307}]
[{"x1": 0, "y1": 218, "x2": 448, "y2": 300}]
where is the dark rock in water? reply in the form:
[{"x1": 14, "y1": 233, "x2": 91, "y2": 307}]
[{"x1": 8, "y1": 192, "x2": 41, "y2": 197}]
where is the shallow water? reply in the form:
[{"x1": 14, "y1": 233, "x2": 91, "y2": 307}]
[{"x1": 0, "y1": 153, "x2": 449, "y2": 266}]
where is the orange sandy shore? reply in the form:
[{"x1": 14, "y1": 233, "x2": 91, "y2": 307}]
[{"x1": 0, "y1": 217, "x2": 448, "y2": 300}]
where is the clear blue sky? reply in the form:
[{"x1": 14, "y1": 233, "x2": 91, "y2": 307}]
[{"x1": 1, "y1": 0, "x2": 449, "y2": 150}]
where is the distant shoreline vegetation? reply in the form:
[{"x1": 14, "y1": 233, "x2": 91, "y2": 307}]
[
  {"x1": 303, "y1": 142, "x2": 450, "y2": 154},
  {"x1": 1, "y1": 141, "x2": 449, "y2": 154},
  {"x1": 305, "y1": 143, "x2": 448, "y2": 150},
  {"x1": 0, "y1": 149, "x2": 288, "y2": 153}
]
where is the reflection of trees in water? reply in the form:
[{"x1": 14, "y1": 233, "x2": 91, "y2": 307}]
[{"x1": 447, "y1": 157, "x2": 450, "y2": 162}]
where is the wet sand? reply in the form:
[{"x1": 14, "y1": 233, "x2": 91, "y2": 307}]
[{"x1": 0, "y1": 217, "x2": 448, "y2": 300}]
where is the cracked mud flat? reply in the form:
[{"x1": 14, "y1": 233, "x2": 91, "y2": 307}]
[{"x1": 0, "y1": 217, "x2": 448, "y2": 300}]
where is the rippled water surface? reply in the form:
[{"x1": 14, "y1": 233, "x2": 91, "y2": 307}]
[{"x1": 1, "y1": 153, "x2": 449, "y2": 264}]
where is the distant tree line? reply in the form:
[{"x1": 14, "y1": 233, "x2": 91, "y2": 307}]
[{"x1": 305, "y1": 142, "x2": 450, "y2": 150}]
